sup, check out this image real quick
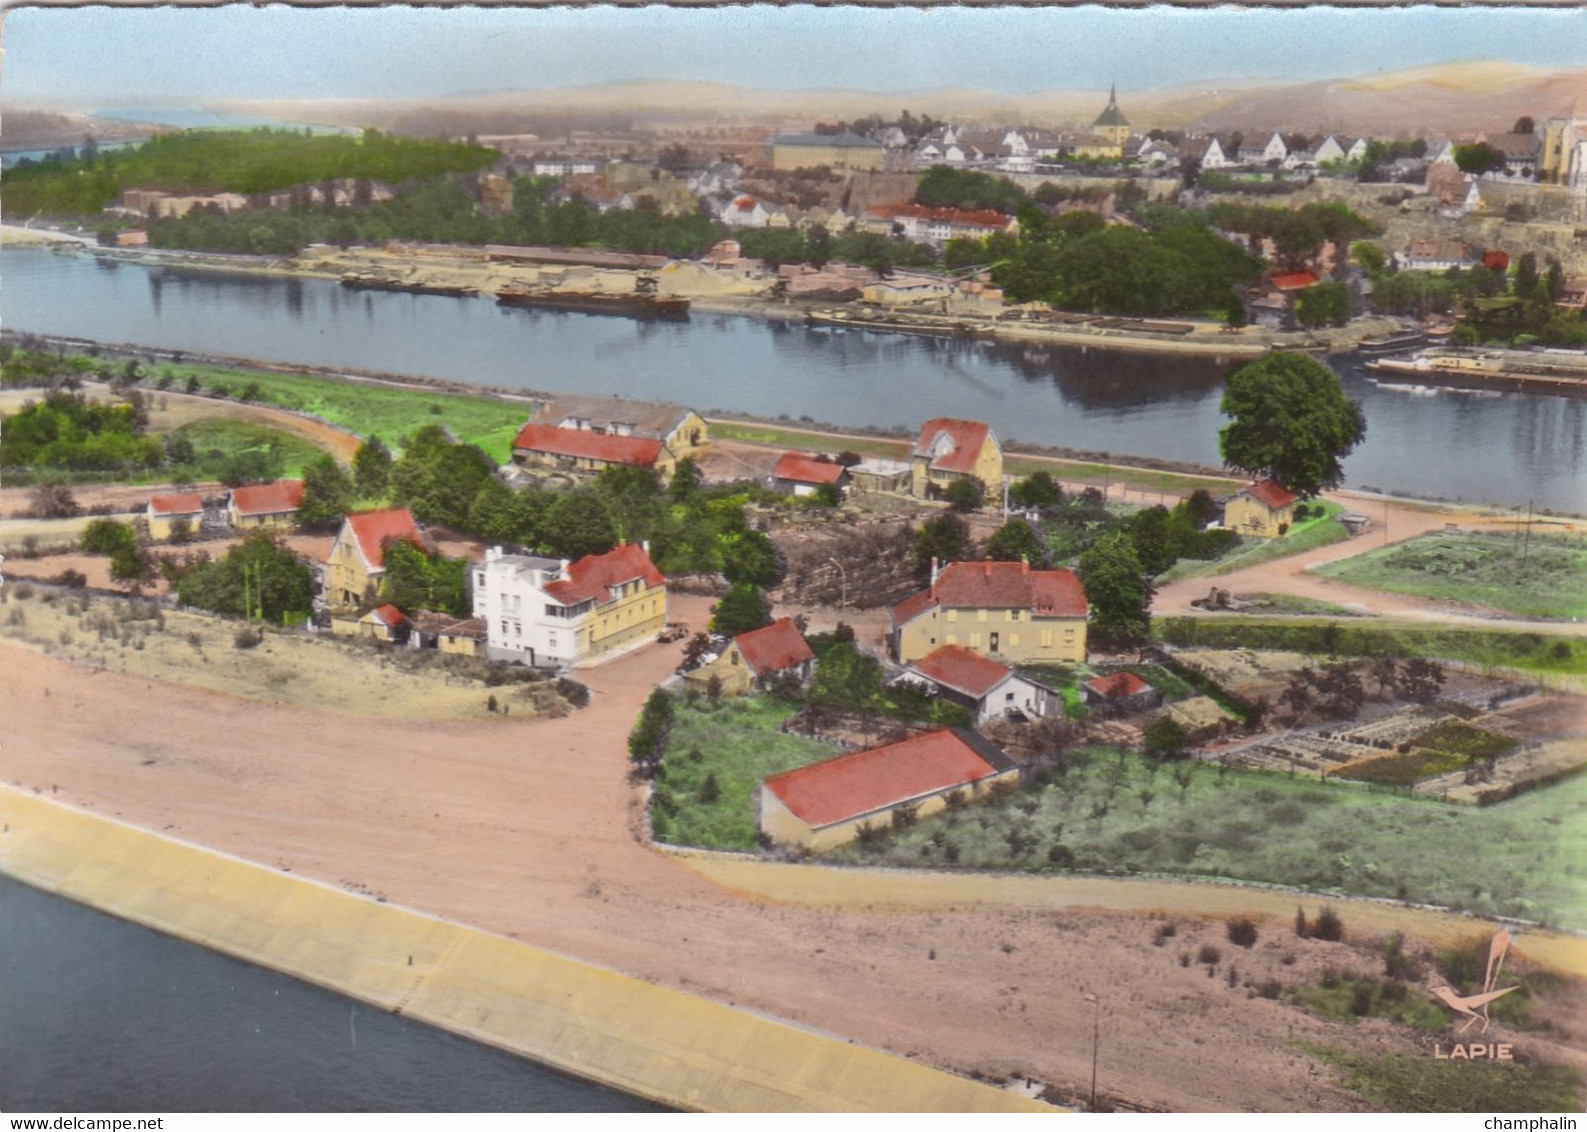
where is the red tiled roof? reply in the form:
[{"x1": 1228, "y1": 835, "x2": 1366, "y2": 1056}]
[
  {"x1": 890, "y1": 561, "x2": 1088, "y2": 624},
  {"x1": 911, "y1": 644, "x2": 1011, "y2": 699},
  {"x1": 231, "y1": 479, "x2": 304, "y2": 517},
  {"x1": 1084, "y1": 671, "x2": 1150, "y2": 700},
  {"x1": 513, "y1": 423, "x2": 664, "y2": 468},
  {"x1": 345, "y1": 507, "x2": 424, "y2": 570},
  {"x1": 1482, "y1": 249, "x2": 1510, "y2": 272},
  {"x1": 772, "y1": 452, "x2": 846, "y2": 485},
  {"x1": 543, "y1": 542, "x2": 664, "y2": 607},
  {"x1": 148, "y1": 492, "x2": 204, "y2": 516},
  {"x1": 1269, "y1": 272, "x2": 1318, "y2": 292},
  {"x1": 369, "y1": 603, "x2": 407, "y2": 628},
  {"x1": 913, "y1": 418, "x2": 992, "y2": 476},
  {"x1": 734, "y1": 617, "x2": 815, "y2": 676},
  {"x1": 1242, "y1": 479, "x2": 1297, "y2": 510},
  {"x1": 764, "y1": 729, "x2": 1002, "y2": 830},
  {"x1": 870, "y1": 204, "x2": 1011, "y2": 229}
]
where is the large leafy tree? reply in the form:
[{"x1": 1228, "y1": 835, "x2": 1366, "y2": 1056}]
[
  {"x1": 379, "y1": 540, "x2": 468, "y2": 616},
  {"x1": 176, "y1": 530, "x2": 313, "y2": 621},
  {"x1": 297, "y1": 454, "x2": 355, "y2": 531},
  {"x1": 986, "y1": 520, "x2": 1049, "y2": 567},
  {"x1": 1218, "y1": 352, "x2": 1366, "y2": 498},
  {"x1": 352, "y1": 435, "x2": 393, "y2": 498},
  {"x1": 721, "y1": 529, "x2": 782, "y2": 588},
  {"x1": 711, "y1": 583, "x2": 770, "y2": 636},
  {"x1": 541, "y1": 490, "x2": 619, "y2": 560},
  {"x1": 912, "y1": 514, "x2": 970, "y2": 576},
  {"x1": 1077, "y1": 531, "x2": 1152, "y2": 647}
]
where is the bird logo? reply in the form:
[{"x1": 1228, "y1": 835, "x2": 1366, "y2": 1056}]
[{"x1": 1429, "y1": 928, "x2": 1520, "y2": 1034}]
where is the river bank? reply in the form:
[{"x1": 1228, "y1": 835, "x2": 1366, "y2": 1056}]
[{"x1": 33, "y1": 232, "x2": 1405, "y2": 358}]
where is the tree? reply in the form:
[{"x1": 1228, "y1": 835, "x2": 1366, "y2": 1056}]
[
  {"x1": 1219, "y1": 352, "x2": 1366, "y2": 498},
  {"x1": 1143, "y1": 715, "x2": 1188, "y2": 760},
  {"x1": 80, "y1": 517, "x2": 138, "y2": 558},
  {"x1": 1351, "y1": 241, "x2": 1388, "y2": 279},
  {"x1": 711, "y1": 583, "x2": 770, "y2": 636},
  {"x1": 808, "y1": 639, "x2": 884, "y2": 714},
  {"x1": 176, "y1": 530, "x2": 313, "y2": 621},
  {"x1": 541, "y1": 490, "x2": 619, "y2": 559},
  {"x1": 667, "y1": 456, "x2": 702, "y2": 502},
  {"x1": 721, "y1": 529, "x2": 782, "y2": 588},
  {"x1": 1453, "y1": 142, "x2": 1505, "y2": 177},
  {"x1": 943, "y1": 477, "x2": 985, "y2": 513},
  {"x1": 1008, "y1": 471, "x2": 1062, "y2": 509},
  {"x1": 913, "y1": 514, "x2": 970, "y2": 576},
  {"x1": 1400, "y1": 658, "x2": 1446, "y2": 703},
  {"x1": 29, "y1": 482, "x2": 81, "y2": 518},
  {"x1": 297, "y1": 454, "x2": 354, "y2": 530},
  {"x1": 353, "y1": 435, "x2": 393, "y2": 497},
  {"x1": 1076, "y1": 531, "x2": 1152, "y2": 646},
  {"x1": 986, "y1": 520, "x2": 1049, "y2": 567},
  {"x1": 1513, "y1": 116, "x2": 1535, "y2": 136}
]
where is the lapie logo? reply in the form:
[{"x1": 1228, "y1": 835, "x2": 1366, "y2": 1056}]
[{"x1": 1430, "y1": 927, "x2": 1518, "y2": 1061}]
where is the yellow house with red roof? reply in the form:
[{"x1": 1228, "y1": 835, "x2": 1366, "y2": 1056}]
[
  {"x1": 1224, "y1": 480, "x2": 1298, "y2": 539},
  {"x1": 684, "y1": 617, "x2": 815, "y2": 697},
  {"x1": 759, "y1": 728, "x2": 1018, "y2": 852},
  {"x1": 323, "y1": 506, "x2": 427, "y2": 614},
  {"x1": 890, "y1": 559, "x2": 1088, "y2": 665},
  {"x1": 146, "y1": 492, "x2": 205, "y2": 541},
  {"x1": 909, "y1": 418, "x2": 1003, "y2": 502},
  {"x1": 228, "y1": 480, "x2": 304, "y2": 531}
]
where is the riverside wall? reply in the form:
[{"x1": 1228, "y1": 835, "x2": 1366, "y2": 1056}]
[{"x1": 0, "y1": 787, "x2": 1052, "y2": 1114}]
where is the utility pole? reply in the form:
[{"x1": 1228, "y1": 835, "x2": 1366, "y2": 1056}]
[
  {"x1": 1085, "y1": 993, "x2": 1100, "y2": 1110},
  {"x1": 827, "y1": 557, "x2": 847, "y2": 611},
  {"x1": 1523, "y1": 499, "x2": 1534, "y2": 566}
]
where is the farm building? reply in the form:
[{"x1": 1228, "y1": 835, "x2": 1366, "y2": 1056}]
[
  {"x1": 406, "y1": 610, "x2": 486, "y2": 656},
  {"x1": 890, "y1": 559, "x2": 1088, "y2": 666},
  {"x1": 227, "y1": 480, "x2": 304, "y2": 531},
  {"x1": 684, "y1": 617, "x2": 815, "y2": 697},
  {"x1": 1223, "y1": 480, "x2": 1298, "y2": 539},
  {"x1": 145, "y1": 492, "x2": 205, "y2": 541},
  {"x1": 1081, "y1": 670, "x2": 1162, "y2": 712},
  {"x1": 321, "y1": 507, "x2": 427, "y2": 612},
  {"x1": 359, "y1": 603, "x2": 409, "y2": 642},
  {"x1": 511, "y1": 424, "x2": 677, "y2": 479},
  {"x1": 900, "y1": 644, "x2": 1058, "y2": 725},
  {"x1": 524, "y1": 395, "x2": 708, "y2": 461},
  {"x1": 759, "y1": 728, "x2": 1019, "y2": 852},
  {"x1": 910, "y1": 418, "x2": 1003, "y2": 502},
  {"x1": 846, "y1": 457, "x2": 912, "y2": 496},
  {"x1": 770, "y1": 452, "x2": 848, "y2": 497}
]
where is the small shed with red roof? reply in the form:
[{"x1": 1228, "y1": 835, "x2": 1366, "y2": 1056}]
[
  {"x1": 759, "y1": 728, "x2": 1019, "y2": 852},
  {"x1": 771, "y1": 452, "x2": 848, "y2": 497},
  {"x1": 901, "y1": 644, "x2": 1058, "y2": 725},
  {"x1": 685, "y1": 616, "x2": 815, "y2": 696},
  {"x1": 146, "y1": 492, "x2": 206, "y2": 541},
  {"x1": 357, "y1": 603, "x2": 410, "y2": 643},
  {"x1": 1224, "y1": 479, "x2": 1299, "y2": 539},
  {"x1": 1080, "y1": 670, "x2": 1162, "y2": 712},
  {"x1": 227, "y1": 479, "x2": 304, "y2": 530}
]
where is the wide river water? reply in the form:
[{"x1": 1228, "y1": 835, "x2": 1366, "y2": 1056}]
[
  {"x1": 0, "y1": 875, "x2": 664, "y2": 1112},
  {"x1": 4, "y1": 244, "x2": 1583, "y2": 511}
]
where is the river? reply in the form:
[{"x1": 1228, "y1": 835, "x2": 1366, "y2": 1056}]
[
  {"x1": 0, "y1": 875, "x2": 663, "y2": 1112},
  {"x1": 3, "y1": 245, "x2": 1583, "y2": 511}
]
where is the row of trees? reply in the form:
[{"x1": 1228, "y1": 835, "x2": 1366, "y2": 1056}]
[
  {"x1": 1206, "y1": 201, "x2": 1379, "y2": 272},
  {"x1": 730, "y1": 225, "x2": 937, "y2": 276},
  {"x1": 3, "y1": 128, "x2": 498, "y2": 219}
]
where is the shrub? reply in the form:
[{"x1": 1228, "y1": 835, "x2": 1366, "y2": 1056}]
[
  {"x1": 1198, "y1": 944, "x2": 1221, "y2": 965},
  {"x1": 1154, "y1": 922, "x2": 1177, "y2": 946},
  {"x1": 1349, "y1": 982, "x2": 1374, "y2": 1016},
  {"x1": 1259, "y1": 980, "x2": 1283, "y2": 1000},
  {"x1": 1227, "y1": 919, "x2": 1259, "y2": 948},
  {"x1": 232, "y1": 627, "x2": 263, "y2": 649},
  {"x1": 1313, "y1": 907, "x2": 1344, "y2": 942}
]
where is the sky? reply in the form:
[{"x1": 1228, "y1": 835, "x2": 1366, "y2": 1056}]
[{"x1": 3, "y1": 4, "x2": 1586, "y2": 108}]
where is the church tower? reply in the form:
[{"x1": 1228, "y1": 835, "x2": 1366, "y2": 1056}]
[{"x1": 1092, "y1": 83, "x2": 1131, "y2": 148}]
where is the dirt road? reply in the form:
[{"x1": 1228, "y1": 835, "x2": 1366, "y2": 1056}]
[
  {"x1": 1155, "y1": 492, "x2": 1587, "y2": 633},
  {"x1": 5, "y1": 595, "x2": 1580, "y2": 1112}
]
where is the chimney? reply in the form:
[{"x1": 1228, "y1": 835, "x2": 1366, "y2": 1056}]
[
  {"x1": 641, "y1": 539, "x2": 651, "y2": 556},
  {"x1": 984, "y1": 558, "x2": 992, "y2": 578},
  {"x1": 1022, "y1": 558, "x2": 1029, "y2": 574},
  {"x1": 930, "y1": 556, "x2": 940, "y2": 586}
]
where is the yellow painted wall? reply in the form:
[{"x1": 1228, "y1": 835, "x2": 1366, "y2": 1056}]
[
  {"x1": 683, "y1": 643, "x2": 755, "y2": 696},
  {"x1": 760, "y1": 769, "x2": 1020, "y2": 853},
  {"x1": 324, "y1": 528, "x2": 374, "y2": 610},
  {"x1": 665, "y1": 412, "x2": 710, "y2": 459},
  {"x1": 895, "y1": 607, "x2": 1085, "y2": 665},
  {"x1": 583, "y1": 587, "x2": 667, "y2": 662},
  {"x1": 439, "y1": 634, "x2": 481, "y2": 657},
  {"x1": 911, "y1": 434, "x2": 1002, "y2": 502},
  {"x1": 1224, "y1": 496, "x2": 1294, "y2": 539},
  {"x1": 0, "y1": 787, "x2": 1050, "y2": 1113},
  {"x1": 229, "y1": 506, "x2": 296, "y2": 532},
  {"x1": 147, "y1": 511, "x2": 200, "y2": 542}
]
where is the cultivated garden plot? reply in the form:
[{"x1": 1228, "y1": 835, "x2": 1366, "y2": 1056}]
[
  {"x1": 1314, "y1": 531, "x2": 1587, "y2": 620},
  {"x1": 826, "y1": 745, "x2": 1587, "y2": 929}
]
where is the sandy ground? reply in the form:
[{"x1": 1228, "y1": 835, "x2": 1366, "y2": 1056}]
[
  {"x1": 4, "y1": 590, "x2": 1583, "y2": 1113},
  {"x1": 1156, "y1": 491, "x2": 1587, "y2": 635}
]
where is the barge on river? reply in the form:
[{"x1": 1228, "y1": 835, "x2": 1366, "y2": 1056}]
[
  {"x1": 494, "y1": 284, "x2": 690, "y2": 319},
  {"x1": 1366, "y1": 348, "x2": 1587, "y2": 397}
]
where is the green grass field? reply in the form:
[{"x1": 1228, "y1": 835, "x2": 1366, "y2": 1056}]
[
  {"x1": 829, "y1": 747, "x2": 1587, "y2": 929},
  {"x1": 1315, "y1": 532, "x2": 1587, "y2": 619},
  {"x1": 1157, "y1": 501, "x2": 1350, "y2": 583},
  {"x1": 167, "y1": 419, "x2": 328, "y2": 477},
  {"x1": 156, "y1": 364, "x2": 527, "y2": 462},
  {"x1": 651, "y1": 696, "x2": 837, "y2": 850},
  {"x1": 708, "y1": 421, "x2": 909, "y2": 461},
  {"x1": 1298, "y1": 1043, "x2": 1582, "y2": 1113}
]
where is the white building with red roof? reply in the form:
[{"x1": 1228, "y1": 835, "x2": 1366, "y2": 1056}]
[
  {"x1": 473, "y1": 542, "x2": 666, "y2": 668},
  {"x1": 145, "y1": 492, "x2": 205, "y2": 541},
  {"x1": 759, "y1": 728, "x2": 1019, "y2": 851},
  {"x1": 1223, "y1": 480, "x2": 1299, "y2": 539},
  {"x1": 900, "y1": 644, "x2": 1058, "y2": 725},
  {"x1": 909, "y1": 418, "x2": 1003, "y2": 502},
  {"x1": 890, "y1": 559, "x2": 1088, "y2": 665},
  {"x1": 1080, "y1": 670, "x2": 1162, "y2": 712},
  {"x1": 684, "y1": 616, "x2": 815, "y2": 697},
  {"x1": 322, "y1": 506, "x2": 428, "y2": 612},
  {"x1": 227, "y1": 479, "x2": 304, "y2": 530},
  {"x1": 770, "y1": 452, "x2": 848, "y2": 497}
]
